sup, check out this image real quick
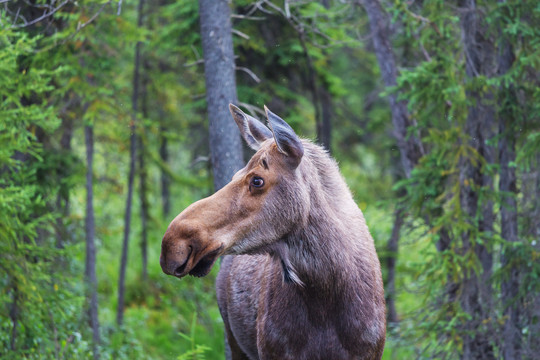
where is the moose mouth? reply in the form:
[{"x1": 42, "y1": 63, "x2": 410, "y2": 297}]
[{"x1": 184, "y1": 245, "x2": 224, "y2": 278}]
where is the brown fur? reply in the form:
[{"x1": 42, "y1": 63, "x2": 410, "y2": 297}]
[{"x1": 161, "y1": 106, "x2": 386, "y2": 359}]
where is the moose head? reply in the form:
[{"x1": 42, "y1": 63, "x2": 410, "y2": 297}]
[{"x1": 160, "y1": 105, "x2": 309, "y2": 279}]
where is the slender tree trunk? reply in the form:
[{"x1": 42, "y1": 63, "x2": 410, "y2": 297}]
[
  {"x1": 320, "y1": 87, "x2": 332, "y2": 152},
  {"x1": 85, "y1": 124, "x2": 100, "y2": 359},
  {"x1": 497, "y1": 26, "x2": 521, "y2": 359},
  {"x1": 138, "y1": 135, "x2": 149, "y2": 281},
  {"x1": 359, "y1": 0, "x2": 425, "y2": 329},
  {"x1": 318, "y1": 0, "x2": 332, "y2": 152},
  {"x1": 199, "y1": 2, "x2": 243, "y2": 357},
  {"x1": 159, "y1": 126, "x2": 170, "y2": 217},
  {"x1": 458, "y1": 114, "x2": 495, "y2": 359},
  {"x1": 458, "y1": 1, "x2": 496, "y2": 358},
  {"x1": 499, "y1": 101, "x2": 520, "y2": 360},
  {"x1": 116, "y1": 65, "x2": 137, "y2": 327},
  {"x1": 139, "y1": 56, "x2": 150, "y2": 281},
  {"x1": 526, "y1": 153, "x2": 540, "y2": 357},
  {"x1": 298, "y1": 32, "x2": 322, "y2": 146},
  {"x1": 386, "y1": 206, "x2": 403, "y2": 324},
  {"x1": 117, "y1": 0, "x2": 145, "y2": 326},
  {"x1": 358, "y1": 0, "x2": 424, "y2": 177},
  {"x1": 199, "y1": 0, "x2": 244, "y2": 191},
  {"x1": 360, "y1": 0, "x2": 455, "y2": 263},
  {"x1": 56, "y1": 116, "x2": 73, "y2": 247}
]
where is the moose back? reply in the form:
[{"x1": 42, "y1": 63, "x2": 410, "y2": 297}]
[{"x1": 160, "y1": 104, "x2": 386, "y2": 359}]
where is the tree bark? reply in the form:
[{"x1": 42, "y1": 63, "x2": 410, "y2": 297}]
[
  {"x1": 56, "y1": 115, "x2": 73, "y2": 247},
  {"x1": 458, "y1": 1, "x2": 496, "y2": 358},
  {"x1": 526, "y1": 153, "x2": 540, "y2": 357},
  {"x1": 359, "y1": 0, "x2": 430, "y2": 331},
  {"x1": 159, "y1": 126, "x2": 170, "y2": 217},
  {"x1": 139, "y1": 55, "x2": 150, "y2": 282},
  {"x1": 386, "y1": 206, "x2": 403, "y2": 324},
  {"x1": 318, "y1": 0, "x2": 332, "y2": 152},
  {"x1": 298, "y1": 31, "x2": 322, "y2": 148},
  {"x1": 497, "y1": 25, "x2": 521, "y2": 360},
  {"x1": 117, "y1": 0, "x2": 145, "y2": 326},
  {"x1": 199, "y1": 0, "x2": 244, "y2": 191},
  {"x1": 199, "y1": 2, "x2": 243, "y2": 357},
  {"x1": 359, "y1": 0, "x2": 424, "y2": 331},
  {"x1": 499, "y1": 101, "x2": 520, "y2": 360},
  {"x1": 138, "y1": 134, "x2": 149, "y2": 281},
  {"x1": 84, "y1": 124, "x2": 100, "y2": 359},
  {"x1": 320, "y1": 87, "x2": 332, "y2": 152},
  {"x1": 359, "y1": 0, "x2": 424, "y2": 178}
]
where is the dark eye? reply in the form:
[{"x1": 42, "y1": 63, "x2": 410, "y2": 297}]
[{"x1": 251, "y1": 176, "x2": 264, "y2": 188}]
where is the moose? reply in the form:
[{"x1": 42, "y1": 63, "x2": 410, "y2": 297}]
[{"x1": 160, "y1": 104, "x2": 386, "y2": 359}]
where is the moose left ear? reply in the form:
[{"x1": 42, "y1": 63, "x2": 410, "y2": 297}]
[
  {"x1": 264, "y1": 105, "x2": 304, "y2": 168},
  {"x1": 229, "y1": 104, "x2": 272, "y2": 150}
]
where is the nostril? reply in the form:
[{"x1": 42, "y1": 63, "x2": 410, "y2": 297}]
[
  {"x1": 171, "y1": 245, "x2": 193, "y2": 277},
  {"x1": 174, "y1": 259, "x2": 188, "y2": 277}
]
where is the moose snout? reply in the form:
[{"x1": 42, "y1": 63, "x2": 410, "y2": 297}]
[
  {"x1": 160, "y1": 218, "x2": 223, "y2": 278},
  {"x1": 161, "y1": 200, "x2": 228, "y2": 279},
  {"x1": 160, "y1": 237, "x2": 193, "y2": 277}
]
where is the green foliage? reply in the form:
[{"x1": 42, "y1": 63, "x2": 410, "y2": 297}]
[
  {"x1": 177, "y1": 313, "x2": 211, "y2": 360},
  {"x1": 0, "y1": 29, "x2": 89, "y2": 359},
  {"x1": 1, "y1": 0, "x2": 539, "y2": 359},
  {"x1": 386, "y1": 0, "x2": 540, "y2": 357}
]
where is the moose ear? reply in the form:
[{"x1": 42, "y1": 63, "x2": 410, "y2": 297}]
[
  {"x1": 264, "y1": 105, "x2": 304, "y2": 168},
  {"x1": 229, "y1": 104, "x2": 272, "y2": 150}
]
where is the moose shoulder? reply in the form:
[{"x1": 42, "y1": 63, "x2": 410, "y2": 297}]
[{"x1": 160, "y1": 104, "x2": 386, "y2": 360}]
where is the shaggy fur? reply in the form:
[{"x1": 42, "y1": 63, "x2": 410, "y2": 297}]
[{"x1": 161, "y1": 106, "x2": 386, "y2": 360}]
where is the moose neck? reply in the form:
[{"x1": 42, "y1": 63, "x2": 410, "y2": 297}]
[
  {"x1": 284, "y1": 209, "x2": 363, "y2": 294},
  {"x1": 277, "y1": 144, "x2": 375, "y2": 296}
]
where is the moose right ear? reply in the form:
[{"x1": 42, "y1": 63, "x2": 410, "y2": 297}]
[
  {"x1": 229, "y1": 104, "x2": 272, "y2": 150},
  {"x1": 264, "y1": 106, "x2": 304, "y2": 168}
]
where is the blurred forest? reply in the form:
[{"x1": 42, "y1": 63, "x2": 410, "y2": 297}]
[{"x1": 1, "y1": 0, "x2": 539, "y2": 359}]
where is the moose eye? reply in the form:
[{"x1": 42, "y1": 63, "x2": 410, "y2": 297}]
[{"x1": 251, "y1": 177, "x2": 264, "y2": 188}]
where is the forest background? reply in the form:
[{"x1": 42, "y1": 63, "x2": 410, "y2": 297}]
[{"x1": 1, "y1": 0, "x2": 539, "y2": 359}]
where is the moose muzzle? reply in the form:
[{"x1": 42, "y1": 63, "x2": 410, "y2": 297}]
[{"x1": 160, "y1": 222, "x2": 225, "y2": 278}]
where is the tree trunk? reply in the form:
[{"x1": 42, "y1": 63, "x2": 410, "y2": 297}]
[
  {"x1": 386, "y1": 206, "x2": 403, "y2": 324},
  {"x1": 358, "y1": 0, "x2": 424, "y2": 177},
  {"x1": 359, "y1": 0, "x2": 425, "y2": 330},
  {"x1": 526, "y1": 153, "x2": 540, "y2": 357},
  {"x1": 117, "y1": 0, "x2": 145, "y2": 326},
  {"x1": 199, "y1": 2, "x2": 243, "y2": 357},
  {"x1": 298, "y1": 32, "x2": 322, "y2": 147},
  {"x1": 159, "y1": 126, "x2": 170, "y2": 217},
  {"x1": 497, "y1": 25, "x2": 521, "y2": 359},
  {"x1": 318, "y1": 0, "x2": 332, "y2": 152},
  {"x1": 138, "y1": 134, "x2": 149, "y2": 281},
  {"x1": 84, "y1": 124, "x2": 100, "y2": 359},
  {"x1": 458, "y1": 1, "x2": 496, "y2": 358},
  {"x1": 499, "y1": 100, "x2": 520, "y2": 360},
  {"x1": 320, "y1": 87, "x2": 332, "y2": 153},
  {"x1": 199, "y1": 0, "x2": 244, "y2": 191},
  {"x1": 56, "y1": 116, "x2": 73, "y2": 247},
  {"x1": 139, "y1": 56, "x2": 149, "y2": 282}
]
